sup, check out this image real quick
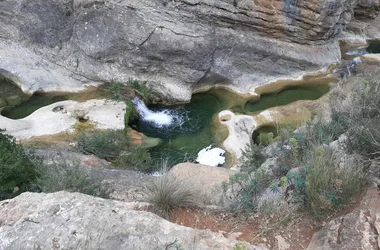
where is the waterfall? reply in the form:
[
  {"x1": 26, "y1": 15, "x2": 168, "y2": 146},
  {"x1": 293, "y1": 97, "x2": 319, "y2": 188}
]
[{"x1": 132, "y1": 97, "x2": 173, "y2": 127}]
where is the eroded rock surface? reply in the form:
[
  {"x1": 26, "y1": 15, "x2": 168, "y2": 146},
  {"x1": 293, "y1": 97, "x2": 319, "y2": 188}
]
[
  {"x1": 307, "y1": 186, "x2": 380, "y2": 250},
  {"x1": 0, "y1": 99, "x2": 126, "y2": 139},
  {"x1": 0, "y1": 0, "x2": 367, "y2": 101},
  {"x1": 170, "y1": 162, "x2": 233, "y2": 205},
  {"x1": 0, "y1": 191, "x2": 266, "y2": 250}
]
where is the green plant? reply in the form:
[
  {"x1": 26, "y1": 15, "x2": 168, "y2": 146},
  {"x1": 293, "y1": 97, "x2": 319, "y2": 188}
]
[
  {"x1": 76, "y1": 129, "x2": 130, "y2": 160},
  {"x1": 289, "y1": 137, "x2": 299, "y2": 160},
  {"x1": 258, "y1": 132, "x2": 274, "y2": 146},
  {"x1": 233, "y1": 243, "x2": 247, "y2": 250},
  {"x1": 104, "y1": 78, "x2": 151, "y2": 101},
  {"x1": 164, "y1": 239, "x2": 184, "y2": 250},
  {"x1": 146, "y1": 174, "x2": 197, "y2": 219},
  {"x1": 0, "y1": 130, "x2": 39, "y2": 200},
  {"x1": 76, "y1": 129, "x2": 153, "y2": 172},
  {"x1": 303, "y1": 148, "x2": 364, "y2": 218},
  {"x1": 114, "y1": 147, "x2": 153, "y2": 172},
  {"x1": 225, "y1": 169, "x2": 270, "y2": 215},
  {"x1": 240, "y1": 142, "x2": 266, "y2": 173},
  {"x1": 37, "y1": 161, "x2": 110, "y2": 198}
]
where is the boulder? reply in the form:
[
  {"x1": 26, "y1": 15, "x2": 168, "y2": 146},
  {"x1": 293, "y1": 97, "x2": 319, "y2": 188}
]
[
  {"x1": 307, "y1": 186, "x2": 380, "y2": 250},
  {"x1": 0, "y1": 191, "x2": 266, "y2": 250},
  {"x1": 169, "y1": 162, "x2": 232, "y2": 205},
  {"x1": 217, "y1": 110, "x2": 257, "y2": 168}
]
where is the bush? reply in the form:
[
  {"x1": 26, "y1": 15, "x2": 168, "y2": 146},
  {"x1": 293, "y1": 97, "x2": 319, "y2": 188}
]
[
  {"x1": 77, "y1": 129, "x2": 129, "y2": 159},
  {"x1": 240, "y1": 142, "x2": 266, "y2": 173},
  {"x1": 104, "y1": 78, "x2": 151, "y2": 101},
  {"x1": 224, "y1": 169, "x2": 270, "y2": 215},
  {"x1": 146, "y1": 174, "x2": 197, "y2": 219},
  {"x1": 282, "y1": 147, "x2": 365, "y2": 218},
  {"x1": 0, "y1": 130, "x2": 39, "y2": 200},
  {"x1": 77, "y1": 129, "x2": 153, "y2": 172},
  {"x1": 114, "y1": 147, "x2": 153, "y2": 172},
  {"x1": 330, "y1": 71, "x2": 380, "y2": 157},
  {"x1": 37, "y1": 161, "x2": 110, "y2": 198},
  {"x1": 257, "y1": 132, "x2": 274, "y2": 146}
]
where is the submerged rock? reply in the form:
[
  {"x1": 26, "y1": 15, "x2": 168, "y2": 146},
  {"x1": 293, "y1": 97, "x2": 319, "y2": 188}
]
[{"x1": 0, "y1": 191, "x2": 266, "y2": 250}]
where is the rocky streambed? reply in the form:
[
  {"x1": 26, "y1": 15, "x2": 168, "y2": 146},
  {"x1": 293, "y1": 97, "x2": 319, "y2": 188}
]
[{"x1": 1, "y1": 36, "x2": 377, "y2": 169}]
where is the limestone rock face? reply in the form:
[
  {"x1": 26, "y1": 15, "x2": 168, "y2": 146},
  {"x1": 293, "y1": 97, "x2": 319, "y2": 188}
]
[
  {"x1": 0, "y1": 191, "x2": 266, "y2": 250},
  {"x1": 0, "y1": 0, "x2": 366, "y2": 101},
  {"x1": 307, "y1": 187, "x2": 380, "y2": 250}
]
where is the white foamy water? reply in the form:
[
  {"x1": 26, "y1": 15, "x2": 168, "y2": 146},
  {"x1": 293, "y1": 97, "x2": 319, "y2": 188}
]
[
  {"x1": 196, "y1": 145, "x2": 225, "y2": 167},
  {"x1": 132, "y1": 97, "x2": 174, "y2": 127}
]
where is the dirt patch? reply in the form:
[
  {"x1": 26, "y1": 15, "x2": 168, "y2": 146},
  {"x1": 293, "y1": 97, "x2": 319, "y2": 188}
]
[{"x1": 169, "y1": 190, "x2": 366, "y2": 250}]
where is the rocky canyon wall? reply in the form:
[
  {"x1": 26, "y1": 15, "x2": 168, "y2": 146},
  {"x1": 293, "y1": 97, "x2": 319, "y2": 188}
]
[{"x1": 0, "y1": 0, "x2": 377, "y2": 101}]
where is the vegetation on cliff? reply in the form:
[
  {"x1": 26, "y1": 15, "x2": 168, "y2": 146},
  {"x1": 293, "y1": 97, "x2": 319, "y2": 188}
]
[{"x1": 225, "y1": 67, "x2": 380, "y2": 219}]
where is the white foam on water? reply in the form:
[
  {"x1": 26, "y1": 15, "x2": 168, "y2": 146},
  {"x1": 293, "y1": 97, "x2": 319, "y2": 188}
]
[
  {"x1": 133, "y1": 98, "x2": 173, "y2": 127},
  {"x1": 196, "y1": 145, "x2": 225, "y2": 167}
]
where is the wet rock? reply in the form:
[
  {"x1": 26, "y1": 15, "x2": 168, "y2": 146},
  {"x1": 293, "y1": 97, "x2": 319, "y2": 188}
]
[
  {"x1": 0, "y1": 99, "x2": 125, "y2": 139},
  {"x1": 0, "y1": 191, "x2": 266, "y2": 250}
]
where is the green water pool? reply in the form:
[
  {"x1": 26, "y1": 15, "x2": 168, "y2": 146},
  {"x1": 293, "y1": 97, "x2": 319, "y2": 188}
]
[
  {"x1": 132, "y1": 83, "x2": 331, "y2": 167},
  {"x1": 1, "y1": 78, "x2": 333, "y2": 168},
  {"x1": 1, "y1": 93, "x2": 68, "y2": 119},
  {"x1": 245, "y1": 84, "x2": 331, "y2": 113}
]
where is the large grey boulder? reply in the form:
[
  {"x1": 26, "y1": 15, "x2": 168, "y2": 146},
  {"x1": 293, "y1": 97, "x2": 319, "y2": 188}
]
[
  {"x1": 0, "y1": 0, "x2": 366, "y2": 102},
  {"x1": 0, "y1": 191, "x2": 266, "y2": 250}
]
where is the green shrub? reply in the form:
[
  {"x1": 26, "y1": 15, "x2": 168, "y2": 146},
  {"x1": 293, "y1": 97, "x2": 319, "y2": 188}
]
[
  {"x1": 37, "y1": 161, "x2": 110, "y2": 198},
  {"x1": 329, "y1": 71, "x2": 380, "y2": 157},
  {"x1": 146, "y1": 174, "x2": 197, "y2": 218},
  {"x1": 296, "y1": 148, "x2": 364, "y2": 218},
  {"x1": 76, "y1": 129, "x2": 153, "y2": 172},
  {"x1": 258, "y1": 132, "x2": 274, "y2": 146},
  {"x1": 114, "y1": 147, "x2": 153, "y2": 172},
  {"x1": 77, "y1": 129, "x2": 130, "y2": 160},
  {"x1": 346, "y1": 117, "x2": 380, "y2": 156},
  {"x1": 225, "y1": 169, "x2": 270, "y2": 215},
  {"x1": 104, "y1": 78, "x2": 151, "y2": 101},
  {"x1": 240, "y1": 142, "x2": 266, "y2": 173},
  {"x1": 0, "y1": 130, "x2": 39, "y2": 200},
  {"x1": 304, "y1": 113, "x2": 348, "y2": 146}
]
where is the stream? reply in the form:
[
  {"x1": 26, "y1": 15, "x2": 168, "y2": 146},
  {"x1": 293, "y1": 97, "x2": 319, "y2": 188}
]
[{"x1": 1, "y1": 40, "x2": 379, "y2": 169}]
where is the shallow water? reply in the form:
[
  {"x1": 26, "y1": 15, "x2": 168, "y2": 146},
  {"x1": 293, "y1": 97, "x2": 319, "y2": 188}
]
[
  {"x1": 1, "y1": 76, "x2": 334, "y2": 168},
  {"x1": 245, "y1": 83, "x2": 331, "y2": 113},
  {"x1": 1, "y1": 93, "x2": 68, "y2": 119},
  {"x1": 1, "y1": 86, "x2": 107, "y2": 119},
  {"x1": 340, "y1": 40, "x2": 380, "y2": 60}
]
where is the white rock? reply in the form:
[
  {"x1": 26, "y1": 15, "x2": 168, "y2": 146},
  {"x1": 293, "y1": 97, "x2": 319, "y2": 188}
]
[
  {"x1": 0, "y1": 99, "x2": 126, "y2": 139},
  {"x1": 0, "y1": 191, "x2": 266, "y2": 250}
]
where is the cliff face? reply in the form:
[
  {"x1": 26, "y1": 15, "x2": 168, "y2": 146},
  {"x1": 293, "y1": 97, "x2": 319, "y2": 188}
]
[{"x1": 0, "y1": 0, "x2": 376, "y2": 101}]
